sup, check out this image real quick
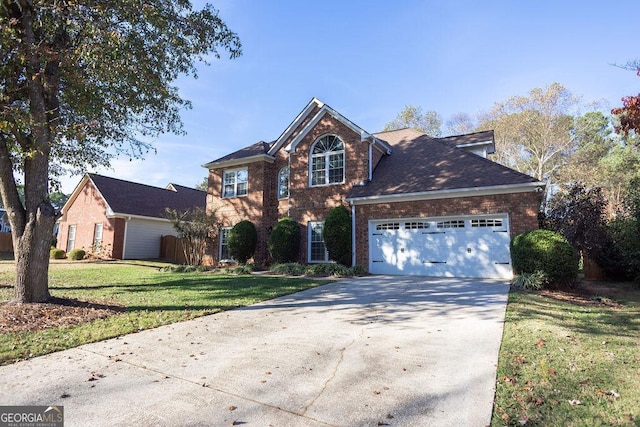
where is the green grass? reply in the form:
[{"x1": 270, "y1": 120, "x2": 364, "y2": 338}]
[
  {"x1": 493, "y1": 285, "x2": 640, "y2": 426},
  {"x1": 0, "y1": 259, "x2": 328, "y2": 365}
]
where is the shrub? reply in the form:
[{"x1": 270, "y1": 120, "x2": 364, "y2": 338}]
[
  {"x1": 68, "y1": 248, "x2": 86, "y2": 261},
  {"x1": 323, "y1": 205, "x2": 352, "y2": 266},
  {"x1": 305, "y1": 263, "x2": 351, "y2": 277},
  {"x1": 269, "y1": 262, "x2": 305, "y2": 275},
  {"x1": 600, "y1": 218, "x2": 640, "y2": 282},
  {"x1": 511, "y1": 229, "x2": 579, "y2": 286},
  {"x1": 268, "y1": 217, "x2": 301, "y2": 263},
  {"x1": 50, "y1": 247, "x2": 65, "y2": 259},
  {"x1": 511, "y1": 271, "x2": 548, "y2": 290},
  {"x1": 348, "y1": 265, "x2": 368, "y2": 276},
  {"x1": 228, "y1": 220, "x2": 257, "y2": 264}
]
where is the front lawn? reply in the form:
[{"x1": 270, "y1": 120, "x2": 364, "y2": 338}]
[
  {"x1": 493, "y1": 282, "x2": 640, "y2": 426},
  {"x1": 0, "y1": 260, "x2": 328, "y2": 365}
]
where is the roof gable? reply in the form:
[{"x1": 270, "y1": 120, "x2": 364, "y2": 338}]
[{"x1": 62, "y1": 174, "x2": 206, "y2": 220}]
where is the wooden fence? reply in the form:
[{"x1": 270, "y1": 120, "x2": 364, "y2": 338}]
[
  {"x1": 160, "y1": 235, "x2": 214, "y2": 266},
  {"x1": 0, "y1": 232, "x2": 12, "y2": 253}
]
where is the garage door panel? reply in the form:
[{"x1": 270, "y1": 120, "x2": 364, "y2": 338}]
[{"x1": 369, "y1": 216, "x2": 512, "y2": 279}]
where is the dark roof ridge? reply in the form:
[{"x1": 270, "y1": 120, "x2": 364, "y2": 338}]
[{"x1": 437, "y1": 129, "x2": 493, "y2": 140}]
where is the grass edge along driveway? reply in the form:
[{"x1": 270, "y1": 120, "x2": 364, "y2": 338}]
[
  {"x1": 492, "y1": 284, "x2": 640, "y2": 426},
  {"x1": 0, "y1": 260, "x2": 328, "y2": 366}
]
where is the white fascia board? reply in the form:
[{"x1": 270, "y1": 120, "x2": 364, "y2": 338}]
[
  {"x1": 268, "y1": 98, "x2": 324, "y2": 156},
  {"x1": 202, "y1": 154, "x2": 275, "y2": 170},
  {"x1": 347, "y1": 182, "x2": 545, "y2": 205},
  {"x1": 107, "y1": 213, "x2": 173, "y2": 223},
  {"x1": 456, "y1": 140, "x2": 496, "y2": 154},
  {"x1": 286, "y1": 105, "x2": 367, "y2": 153}
]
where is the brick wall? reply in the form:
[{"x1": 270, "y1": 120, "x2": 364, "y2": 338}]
[
  {"x1": 353, "y1": 191, "x2": 542, "y2": 267},
  {"x1": 57, "y1": 180, "x2": 122, "y2": 258}
]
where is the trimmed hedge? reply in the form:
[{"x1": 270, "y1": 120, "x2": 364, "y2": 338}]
[
  {"x1": 50, "y1": 247, "x2": 65, "y2": 259},
  {"x1": 68, "y1": 248, "x2": 86, "y2": 260},
  {"x1": 511, "y1": 229, "x2": 579, "y2": 286},
  {"x1": 268, "y1": 217, "x2": 301, "y2": 263},
  {"x1": 228, "y1": 220, "x2": 257, "y2": 264},
  {"x1": 323, "y1": 205, "x2": 352, "y2": 266}
]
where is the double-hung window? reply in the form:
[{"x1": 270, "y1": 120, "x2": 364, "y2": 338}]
[
  {"x1": 308, "y1": 221, "x2": 329, "y2": 263},
  {"x1": 278, "y1": 166, "x2": 289, "y2": 199},
  {"x1": 310, "y1": 135, "x2": 344, "y2": 186},
  {"x1": 93, "y1": 223, "x2": 103, "y2": 253},
  {"x1": 222, "y1": 168, "x2": 248, "y2": 198},
  {"x1": 219, "y1": 227, "x2": 232, "y2": 261},
  {"x1": 66, "y1": 224, "x2": 76, "y2": 252}
]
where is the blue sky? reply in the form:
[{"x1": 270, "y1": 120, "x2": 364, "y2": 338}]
[{"x1": 62, "y1": 0, "x2": 640, "y2": 193}]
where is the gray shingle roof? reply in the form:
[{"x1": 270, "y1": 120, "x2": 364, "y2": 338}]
[
  {"x1": 205, "y1": 141, "x2": 271, "y2": 165},
  {"x1": 89, "y1": 174, "x2": 206, "y2": 219},
  {"x1": 348, "y1": 129, "x2": 539, "y2": 199}
]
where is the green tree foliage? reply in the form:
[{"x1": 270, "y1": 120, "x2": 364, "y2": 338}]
[
  {"x1": 557, "y1": 112, "x2": 640, "y2": 215},
  {"x1": 544, "y1": 183, "x2": 609, "y2": 262},
  {"x1": 511, "y1": 229, "x2": 579, "y2": 286},
  {"x1": 166, "y1": 207, "x2": 222, "y2": 267},
  {"x1": 323, "y1": 205, "x2": 352, "y2": 266},
  {"x1": 383, "y1": 105, "x2": 442, "y2": 137},
  {"x1": 268, "y1": 217, "x2": 301, "y2": 263},
  {"x1": 478, "y1": 83, "x2": 583, "y2": 183},
  {"x1": 228, "y1": 220, "x2": 257, "y2": 264},
  {"x1": 0, "y1": 1, "x2": 241, "y2": 302}
]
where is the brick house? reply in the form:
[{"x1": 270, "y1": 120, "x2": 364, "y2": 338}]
[
  {"x1": 56, "y1": 174, "x2": 205, "y2": 259},
  {"x1": 204, "y1": 98, "x2": 544, "y2": 278}
]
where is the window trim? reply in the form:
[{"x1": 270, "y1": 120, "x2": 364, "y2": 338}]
[
  {"x1": 219, "y1": 227, "x2": 233, "y2": 262},
  {"x1": 93, "y1": 223, "x2": 103, "y2": 253},
  {"x1": 277, "y1": 165, "x2": 289, "y2": 199},
  {"x1": 308, "y1": 221, "x2": 330, "y2": 263},
  {"x1": 309, "y1": 134, "x2": 345, "y2": 187},
  {"x1": 66, "y1": 224, "x2": 76, "y2": 253},
  {"x1": 222, "y1": 167, "x2": 248, "y2": 198}
]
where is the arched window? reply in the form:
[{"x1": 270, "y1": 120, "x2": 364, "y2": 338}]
[
  {"x1": 278, "y1": 166, "x2": 289, "y2": 199},
  {"x1": 310, "y1": 135, "x2": 344, "y2": 186}
]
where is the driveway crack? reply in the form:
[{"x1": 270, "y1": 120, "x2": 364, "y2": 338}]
[{"x1": 302, "y1": 338, "x2": 356, "y2": 416}]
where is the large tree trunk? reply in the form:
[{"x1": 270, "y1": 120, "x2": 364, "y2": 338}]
[{"x1": 13, "y1": 207, "x2": 55, "y2": 303}]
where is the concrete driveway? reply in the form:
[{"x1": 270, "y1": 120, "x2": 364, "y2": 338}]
[{"x1": 0, "y1": 276, "x2": 509, "y2": 426}]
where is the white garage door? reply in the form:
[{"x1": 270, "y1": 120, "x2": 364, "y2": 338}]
[
  {"x1": 123, "y1": 218, "x2": 177, "y2": 259},
  {"x1": 369, "y1": 215, "x2": 512, "y2": 279}
]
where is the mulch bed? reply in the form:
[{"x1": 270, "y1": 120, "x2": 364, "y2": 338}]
[{"x1": 0, "y1": 296, "x2": 126, "y2": 334}]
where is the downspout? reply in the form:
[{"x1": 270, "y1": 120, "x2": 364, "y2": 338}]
[
  {"x1": 287, "y1": 151, "x2": 292, "y2": 217},
  {"x1": 121, "y1": 217, "x2": 130, "y2": 259},
  {"x1": 351, "y1": 202, "x2": 356, "y2": 267}
]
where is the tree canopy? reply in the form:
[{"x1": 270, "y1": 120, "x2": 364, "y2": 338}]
[
  {"x1": 611, "y1": 60, "x2": 640, "y2": 138},
  {"x1": 383, "y1": 105, "x2": 442, "y2": 137},
  {"x1": 0, "y1": 1, "x2": 241, "y2": 302}
]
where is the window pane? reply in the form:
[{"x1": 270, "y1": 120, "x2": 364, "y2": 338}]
[
  {"x1": 312, "y1": 156, "x2": 326, "y2": 185},
  {"x1": 309, "y1": 222, "x2": 328, "y2": 262},
  {"x1": 220, "y1": 228, "x2": 231, "y2": 260},
  {"x1": 223, "y1": 184, "x2": 235, "y2": 198},
  {"x1": 237, "y1": 182, "x2": 248, "y2": 196},
  {"x1": 328, "y1": 166, "x2": 343, "y2": 184},
  {"x1": 236, "y1": 169, "x2": 248, "y2": 183},
  {"x1": 278, "y1": 166, "x2": 289, "y2": 198}
]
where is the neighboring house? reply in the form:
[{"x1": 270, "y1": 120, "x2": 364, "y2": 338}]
[
  {"x1": 0, "y1": 209, "x2": 10, "y2": 233},
  {"x1": 204, "y1": 98, "x2": 545, "y2": 279},
  {"x1": 57, "y1": 174, "x2": 206, "y2": 259}
]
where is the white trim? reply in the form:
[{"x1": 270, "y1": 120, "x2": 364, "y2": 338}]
[
  {"x1": 351, "y1": 203, "x2": 356, "y2": 267},
  {"x1": 286, "y1": 105, "x2": 366, "y2": 153},
  {"x1": 347, "y1": 182, "x2": 545, "y2": 205},
  {"x1": 307, "y1": 221, "x2": 329, "y2": 263},
  {"x1": 222, "y1": 167, "x2": 249, "y2": 199},
  {"x1": 202, "y1": 154, "x2": 274, "y2": 170},
  {"x1": 219, "y1": 226, "x2": 233, "y2": 262},
  {"x1": 109, "y1": 213, "x2": 173, "y2": 223},
  {"x1": 268, "y1": 98, "x2": 324, "y2": 156},
  {"x1": 368, "y1": 142, "x2": 372, "y2": 181},
  {"x1": 122, "y1": 218, "x2": 129, "y2": 258},
  {"x1": 308, "y1": 134, "x2": 346, "y2": 187}
]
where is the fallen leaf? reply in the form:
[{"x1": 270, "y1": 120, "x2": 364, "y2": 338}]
[
  {"x1": 227, "y1": 406, "x2": 237, "y2": 411},
  {"x1": 608, "y1": 390, "x2": 620, "y2": 398},
  {"x1": 547, "y1": 369, "x2": 556, "y2": 375},
  {"x1": 568, "y1": 399, "x2": 582, "y2": 406},
  {"x1": 60, "y1": 393, "x2": 70, "y2": 398}
]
